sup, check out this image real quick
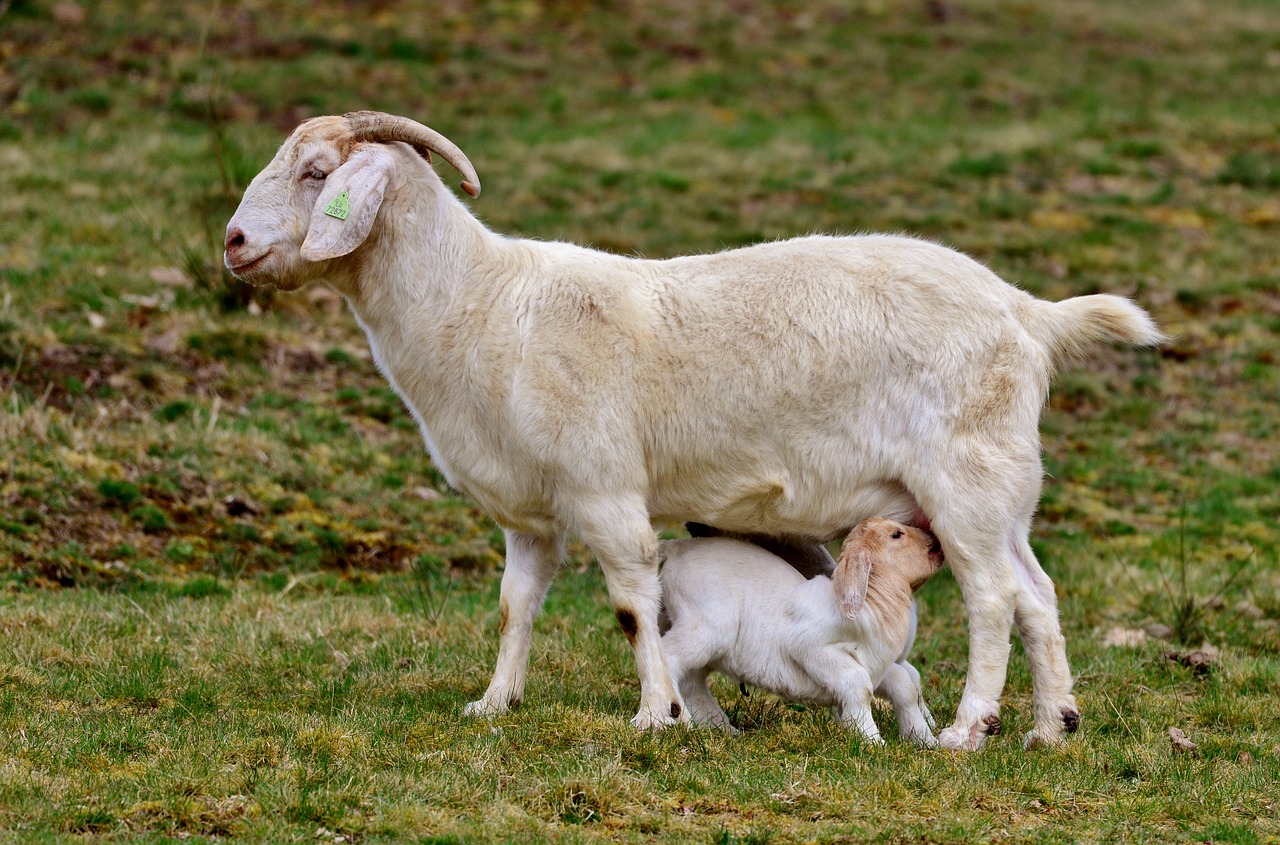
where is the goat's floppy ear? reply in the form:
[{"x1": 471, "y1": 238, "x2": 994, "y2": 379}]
[
  {"x1": 301, "y1": 146, "x2": 391, "y2": 262},
  {"x1": 833, "y1": 537, "x2": 874, "y2": 619}
]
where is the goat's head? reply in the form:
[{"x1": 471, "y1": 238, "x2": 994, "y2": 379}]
[
  {"x1": 223, "y1": 112, "x2": 480, "y2": 290},
  {"x1": 832, "y1": 518, "x2": 945, "y2": 618}
]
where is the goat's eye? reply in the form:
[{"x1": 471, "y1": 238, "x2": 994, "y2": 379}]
[
  {"x1": 303, "y1": 169, "x2": 327, "y2": 181},
  {"x1": 890, "y1": 530, "x2": 904, "y2": 539}
]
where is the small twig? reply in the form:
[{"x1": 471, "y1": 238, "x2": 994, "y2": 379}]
[
  {"x1": 122, "y1": 594, "x2": 154, "y2": 624},
  {"x1": 279, "y1": 571, "x2": 320, "y2": 597},
  {"x1": 1206, "y1": 547, "x2": 1255, "y2": 607},
  {"x1": 205, "y1": 393, "x2": 221, "y2": 434},
  {"x1": 1177, "y1": 497, "x2": 1188, "y2": 611},
  {"x1": 1103, "y1": 536, "x2": 1147, "y2": 598}
]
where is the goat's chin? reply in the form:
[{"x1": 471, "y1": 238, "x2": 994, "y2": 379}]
[
  {"x1": 234, "y1": 265, "x2": 312, "y2": 292},
  {"x1": 264, "y1": 274, "x2": 315, "y2": 292}
]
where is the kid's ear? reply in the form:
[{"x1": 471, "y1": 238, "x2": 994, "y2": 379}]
[
  {"x1": 833, "y1": 539, "x2": 873, "y2": 619},
  {"x1": 300, "y1": 146, "x2": 392, "y2": 262}
]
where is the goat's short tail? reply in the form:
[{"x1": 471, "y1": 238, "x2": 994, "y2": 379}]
[{"x1": 1028, "y1": 294, "x2": 1166, "y2": 371}]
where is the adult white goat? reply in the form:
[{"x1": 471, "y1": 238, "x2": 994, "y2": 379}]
[{"x1": 224, "y1": 112, "x2": 1163, "y2": 750}]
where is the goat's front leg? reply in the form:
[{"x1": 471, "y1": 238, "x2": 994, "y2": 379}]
[
  {"x1": 576, "y1": 498, "x2": 687, "y2": 730},
  {"x1": 803, "y1": 647, "x2": 883, "y2": 745},
  {"x1": 875, "y1": 661, "x2": 937, "y2": 747},
  {"x1": 463, "y1": 530, "x2": 564, "y2": 718}
]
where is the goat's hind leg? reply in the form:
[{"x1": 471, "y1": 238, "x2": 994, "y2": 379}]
[
  {"x1": 463, "y1": 530, "x2": 564, "y2": 718},
  {"x1": 681, "y1": 670, "x2": 737, "y2": 734},
  {"x1": 663, "y1": 625, "x2": 736, "y2": 732},
  {"x1": 929, "y1": 520, "x2": 1016, "y2": 752},
  {"x1": 918, "y1": 443, "x2": 1046, "y2": 751},
  {"x1": 1011, "y1": 535, "x2": 1079, "y2": 749}
]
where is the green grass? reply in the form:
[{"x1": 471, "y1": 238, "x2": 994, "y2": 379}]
[{"x1": 2, "y1": 0, "x2": 1279, "y2": 841}]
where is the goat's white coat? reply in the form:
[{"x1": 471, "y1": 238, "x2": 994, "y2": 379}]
[
  {"x1": 224, "y1": 115, "x2": 1165, "y2": 749},
  {"x1": 660, "y1": 520, "x2": 941, "y2": 745}
]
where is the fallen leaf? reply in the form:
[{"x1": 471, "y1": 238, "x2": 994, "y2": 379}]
[
  {"x1": 149, "y1": 267, "x2": 191, "y2": 287},
  {"x1": 1144, "y1": 622, "x2": 1173, "y2": 640},
  {"x1": 53, "y1": 2, "x2": 86, "y2": 26},
  {"x1": 1168, "y1": 726, "x2": 1196, "y2": 753},
  {"x1": 1243, "y1": 202, "x2": 1280, "y2": 226},
  {"x1": 411, "y1": 486, "x2": 444, "y2": 502},
  {"x1": 122, "y1": 293, "x2": 174, "y2": 313},
  {"x1": 1165, "y1": 646, "x2": 1217, "y2": 676},
  {"x1": 85, "y1": 311, "x2": 106, "y2": 330},
  {"x1": 1103, "y1": 626, "x2": 1147, "y2": 648},
  {"x1": 147, "y1": 330, "x2": 182, "y2": 355},
  {"x1": 1195, "y1": 641, "x2": 1221, "y2": 660},
  {"x1": 1233, "y1": 601, "x2": 1265, "y2": 620}
]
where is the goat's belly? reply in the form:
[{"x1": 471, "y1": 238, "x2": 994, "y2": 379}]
[
  {"x1": 713, "y1": 654, "x2": 840, "y2": 709},
  {"x1": 649, "y1": 473, "x2": 919, "y2": 542}
]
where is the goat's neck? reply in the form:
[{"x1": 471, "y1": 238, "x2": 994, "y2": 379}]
[
  {"x1": 324, "y1": 180, "x2": 532, "y2": 508},
  {"x1": 338, "y1": 184, "x2": 506, "y2": 340},
  {"x1": 855, "y1": 568, "x2": 914, "y2": 655}
]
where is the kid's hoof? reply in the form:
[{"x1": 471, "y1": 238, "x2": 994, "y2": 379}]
[{"x1": 938, "y1": 724, "x2": 986, "y2": 751}]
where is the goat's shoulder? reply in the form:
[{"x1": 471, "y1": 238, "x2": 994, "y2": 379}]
[
  {"x1": 506, "y1": 241, "x2": 660, "y2": 337},
  {"x1": 782, "y1": 574, "x2": 846, "y2": 628}
]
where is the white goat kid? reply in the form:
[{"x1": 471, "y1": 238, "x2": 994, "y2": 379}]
[
  {"x1": 224, "y1": 112, "x2": 1165, "y2": 750},
  {"x1": 661, "y1": 518, "x2": 943, "y2": 746}
]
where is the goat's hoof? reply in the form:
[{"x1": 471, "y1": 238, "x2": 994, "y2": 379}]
[
  {"x1": 1023, "y1": 729, "x2": 1063, "y2": 750},
  {"x1": 1022, "y1": 707, "x2": 1080, "y2": 749},
  {"x1": 462, "y1": 697, "x2": 508, "y2": 719},
  {"x1": 982, "y1": 714, "x2": 1003, "y2": 737},
  {"x1": 630, "y1": 702, "x2": 689, "y2": 731},
  {"x1": 905, "y1": 731, "x2": 938, "y2": 749},
  {"x1": 938, "y1": 724, "x2": 985, "y2": 751}
]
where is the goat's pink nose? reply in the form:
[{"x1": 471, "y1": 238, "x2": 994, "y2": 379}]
[{"x1": 224, "y1": 226, "x2": 247, "y2": 252}]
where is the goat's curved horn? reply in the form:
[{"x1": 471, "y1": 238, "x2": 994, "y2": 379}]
[{"x1": 344, "y1": 111, "x2": 481, "y2": 198}]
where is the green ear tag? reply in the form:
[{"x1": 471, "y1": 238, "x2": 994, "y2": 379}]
[{"x1": 324, "y1": 190, "x2": 350, "y2": 220}]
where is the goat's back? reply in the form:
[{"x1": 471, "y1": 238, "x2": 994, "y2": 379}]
[
  {"x1": 660, "y1": 537, "x2": 804, "y2": 622},
  {"x1": 510, "y1": 233, "x2": 1153, "y2": 540},
  {"x1": 623, "y1": 236, "x2": 1043, "y2": 533}
]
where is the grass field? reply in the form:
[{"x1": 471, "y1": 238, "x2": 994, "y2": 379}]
[{"x1": 2, "y1": 0, "x2": 1279, "y2": 841}]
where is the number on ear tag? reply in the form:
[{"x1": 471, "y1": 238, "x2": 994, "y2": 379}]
[{"x1": 324, "y1": 191, "x2": 350, "y2": 220}]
